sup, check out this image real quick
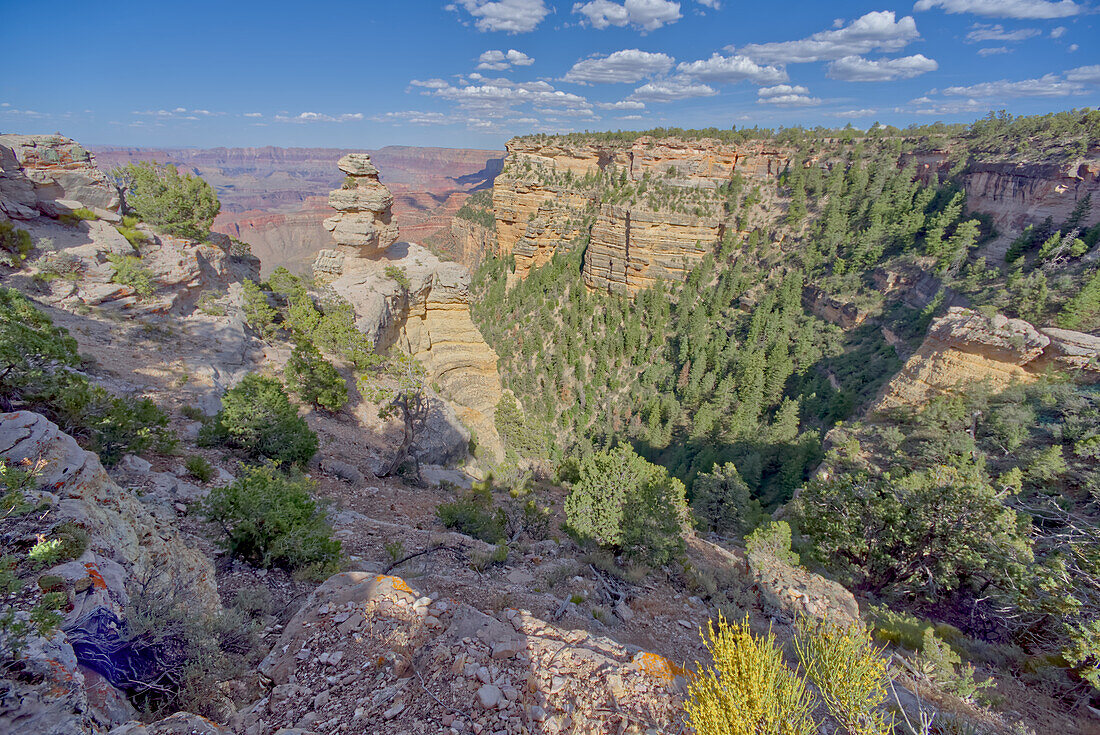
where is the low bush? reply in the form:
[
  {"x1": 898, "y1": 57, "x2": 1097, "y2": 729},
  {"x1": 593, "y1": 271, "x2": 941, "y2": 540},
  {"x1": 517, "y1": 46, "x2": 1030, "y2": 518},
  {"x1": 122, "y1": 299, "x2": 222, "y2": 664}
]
[
  {"x1": 0, "y1": 221, "x2": 34, "y2": 266},
  {"x1": 692, "y1": 462, "x2": 765, "y2": 537},
  {"x1": 34, "y1": 251, "x2": 86, "y2": 281},
  {"x1": 745, "y1": 520, "x2": 799, "y2": 566},
  {"x1": 564, "y1": 444, "x2": 689, "y2": 566},
  {"x1": 195, "y1": 290, "x2": 226, "y2": 316},
  {"x1": 199, "y1": 374, "x2": 317, "y2": 466},
  {"x1": 106, "y1": 253, "x2": 156, "y2": 298},
  {"x1": 285, "y1": 340, "x2": 348, "y2": 412},
  {"x1": 686, "y1": 615, "x2": 816, "y2": 735},
  {"x1": 794, "y1": 619, "x2": 892, "y2": 735},
  {"x1": 385, "y1": 265, "x2": 411, "y2": 290},
  {"x1": 240, "y1": 279, "x2": 279, "y2": 339},
  {"x1": 202, "y1": 464, "x2": 340, "y2": 575},
  {"x1": 112, "y1": 161, "x2": 220, "y2": 240},
  {"x1": 437, "y1": 482, "x2": 506, "y2": 543},
  {"x1": 185, "y1": 455, "x2": 215, "y2": 483}
]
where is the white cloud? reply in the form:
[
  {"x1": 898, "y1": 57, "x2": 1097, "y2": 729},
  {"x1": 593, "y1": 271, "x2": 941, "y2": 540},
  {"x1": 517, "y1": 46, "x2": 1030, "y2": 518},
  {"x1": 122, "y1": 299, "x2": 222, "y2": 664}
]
[
  {"x1": 1050, "y1": 25, "x2": 1066, "y2": 37},
  {"x1": 738, "y1": 11, "x2": 919, "y2": 64},
  {"x1": 619, "y1": 114, "x2": 645, "y2": 120},
  {"x1": 564, "y1": 49, "x2": 674, "y2": 83},
  {"x1": 696, "y1": 0, "x2": 720, "y2": 7},
  {"x1": 451, "y1": 0, "x2": 550, "y2": 33},
  {"x1": 629, "y1": 77, "x2": 716, "y2": 101},
  {"x1": 477, "y1": 48, "x2": 535, "y2": 70},
  {"x1": 943, "y1": 73, "x2": 1084, "y2": 97},
  {"x1": 596, "y1": 99, "x2": 647, "y2": 109},
  {"x1": 274, "y1": 112, "x2": 364, "y2": 123},
  {"x1": 977, "y1": 46, "x2": 1012, "y2": 55},
  {"x1": 410, "y1": 78, "x2": 452, "y2": 90},
  {"x1": 676, "y1": 53, "x2": 787, "y2": 84},
  {"x1": 828, "y1": 54, "x2": 939, "y2": 81},
  {"x1": 411, "y1": 75, "x2": 595, "y2": 130},
  {"x1": 1066, "y1": 65, "x2": 1100, "y2": 84},
  {"x1": 1069, "y1": 43, "x2": 1079, "y2": 51},
  {"x1": 372, "y1": 111, "x2": 454, "y2": 125},
  {"x1": 825, "y1": 108, "x2": 878, "y2": 117},
  {"x1": 132, "y1": 107, "x2": 220, "y2": 119},
  {"x1": 965, "y1": 23, "x2": 1040, "y2": 42},
  {"x1": 0, "y1": 107, "x2": 46, "y2": 118},
  {"x1": 913, "y1": 0, "x2": 1084, "y2": 19},
  {"x1": 243, "y1": 112, "x2": 263, "y2": 118},
  {"x1": 572, "y1": 0, "x2": 682, "y2": 32},
  {"x1": 757, "y1": 84, "x2": 822, "y2": 106}
]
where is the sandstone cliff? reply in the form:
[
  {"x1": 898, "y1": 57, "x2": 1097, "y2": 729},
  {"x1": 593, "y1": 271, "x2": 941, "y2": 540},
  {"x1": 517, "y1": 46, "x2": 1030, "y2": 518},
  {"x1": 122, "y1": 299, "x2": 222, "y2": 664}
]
[
  {"x1": 874, "y1": 307, "x2": 1100, "y2": 411},
  {"x1": 583, "y1": 205, "x2": 723, "y2": 295},
  {"x1": 1, "y1": 134, "x2": 120, "y2": 220},
  {"x1": 491, "y1": 136, "x2": 791, "y2": 292},
  {"x1": 314, "y1": 154, "x2": 504, "y2": 461},
  {"x1": 450, "y1": 217, "x2": 495, "y2": 271}
]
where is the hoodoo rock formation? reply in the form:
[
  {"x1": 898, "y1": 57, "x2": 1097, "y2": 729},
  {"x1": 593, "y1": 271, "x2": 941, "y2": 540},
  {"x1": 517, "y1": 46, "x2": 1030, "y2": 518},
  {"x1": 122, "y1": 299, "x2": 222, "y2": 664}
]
[
  {"x1": 1, "y1": 134, "x2": 121, "y2": 220},
  {"x1": 314, "y1": 155, "x2": 504, "y2": 462}
]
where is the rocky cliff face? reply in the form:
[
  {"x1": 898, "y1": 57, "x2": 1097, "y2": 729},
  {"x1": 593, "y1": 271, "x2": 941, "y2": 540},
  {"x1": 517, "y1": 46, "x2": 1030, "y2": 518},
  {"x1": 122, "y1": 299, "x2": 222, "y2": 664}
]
[
  {"x1": 491, "y1": 137, "x2": 790, "y2": 292},
  {"x1": 450, "y1": 217, "x2": 495, "y2": 271},
  {"x1": 583, "y1": 205, "x2": 723, "y2": 295},
  {"x1": 1, "y1": 134, "x2": 121, "y2": 220},
  {"x1": 314, "y1": 155, "x2": 504, "y2": 461},
  {"x1": 874, "y1": 307, "x2": 1100, "y2": 411}
]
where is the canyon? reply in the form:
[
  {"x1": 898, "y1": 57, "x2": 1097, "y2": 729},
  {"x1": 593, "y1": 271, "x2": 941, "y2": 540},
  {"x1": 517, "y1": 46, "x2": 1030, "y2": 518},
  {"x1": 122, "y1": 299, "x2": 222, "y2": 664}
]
[{"x1": 90, "y1": 145, "x2": 503, "y2": 276}]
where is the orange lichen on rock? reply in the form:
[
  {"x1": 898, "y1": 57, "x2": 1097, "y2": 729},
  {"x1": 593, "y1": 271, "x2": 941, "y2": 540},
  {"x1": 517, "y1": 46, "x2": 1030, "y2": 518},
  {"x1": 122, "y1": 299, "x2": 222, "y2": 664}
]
[
  {"x1": 84, "y1": 562, "x2": 107, "y2": 590},
  {"x1": 375, "y1": 574, "x2": 414, "y2": 595},
  {"x1": 633, "y1": 651, "x2": 687, "y2": 682}
]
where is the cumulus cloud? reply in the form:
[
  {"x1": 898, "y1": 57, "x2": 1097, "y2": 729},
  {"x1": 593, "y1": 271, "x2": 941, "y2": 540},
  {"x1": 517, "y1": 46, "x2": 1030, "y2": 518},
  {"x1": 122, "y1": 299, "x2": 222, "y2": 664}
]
[
  {"x1": 572, "y1": 0, "x2": 682, "y2": 32},
  {"x1": 242, "y1": 112, "x2": 263, "y2": 118},
  {"x1": 943, "y1": 73, "x2": 1085, "y2": 97},
  {"x1": 410, "y1": 74, "x2": 595, "y2": 130},
  {"x1": 977, "y1": 46, "x2": 1012, "y2": 55},
  {"x1": 274, "y1": 112, "x2": 364, "y2": 123},
  {"x1": 676, "y1": 53, "x2": 788, "y2": 84},
  {"x1": 596, "y1": 99, "x2": 647, "y2": 109},
  {"x1": 696, "y1": 0, "x2": 720, "y2": 7},
  {"x1": 1050, "y1": 25, "x2": 1066, "y2": 37},
  {"x1": 828, "y1": 54, "x2": 939, "y2": 81},
  {"x1": 450, "y1": 0, "x2": 551, "y2": 33},
  {"x1": 965, "y1": 23, "x2": 1040, "y2": 42},
  {"x1": 1066, "y1": 64, "x2": 1100, "y2": 84},
  {"x1": 913, "y1": 0, "x2": 1083, "y2": 19},
  {"x1": 629, "y1": 77, "x2": 716, "y2": 101},
  {"x1": 563, "y1": 49, "x2": 674, "y2": 83},
  {"x1": 756, "y1": 84, "x2": 822, "y2": 106},
  {"x1": 0, "y1": 107, "x2": 47, "y2": 118},
  {"x1": 738, "y1": 11, "x2": 919, "y2": 64},
  {"x1": 477, "y1": 49, "x2": 535, "y2": 70},
  {"x1": 825, "y1": 108, "x2": 878, "y2": 117}
]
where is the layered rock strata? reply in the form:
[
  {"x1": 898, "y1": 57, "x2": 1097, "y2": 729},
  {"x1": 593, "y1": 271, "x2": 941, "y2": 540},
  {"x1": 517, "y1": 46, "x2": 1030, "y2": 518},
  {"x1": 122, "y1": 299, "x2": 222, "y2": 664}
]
[
  {"x1": 874, "y1": 307, "x2": 1099, "y2": 411},
  {"x1": 583, "y1": 205, "x2": 723, "y2": 295},
  {"x1": 493, "y1": 137, "x2": 791, "y2": 288},
  {"x1": 450, "y1": 217, "x2": 495, "y2": 271}
]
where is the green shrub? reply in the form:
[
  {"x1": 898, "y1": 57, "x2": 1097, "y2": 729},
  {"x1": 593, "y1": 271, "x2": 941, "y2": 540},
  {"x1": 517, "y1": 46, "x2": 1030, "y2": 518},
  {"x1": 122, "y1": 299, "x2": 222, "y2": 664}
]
[
  {"x1": 71, "y1": 207, "x2": 99, "y2": 221},
  {"x1": 106, "y1": 253, "x2": 156, "y2": 298},
  {"x1": 180, "y1": 405, "x2": 207, "y2": 421},
  {"x1": 692, "y1": 462, "x2": 765, "y2": 537},
  {"x1": 437, "y1": 482, "x2": 506, "y2": 543},
  {"x1": 112, "y1": 161, "x2": 220, "y2": 240},
  {"x1": 0, "y1": 221, "x2": 33, "y2": 267},
  {"x1": 195, "y1": 290, "x2": 226, "y2": 316},
  {"x1": 385, "y1": 265, "x2": 411, "y2": 290},
  {"x1": 202, "y1": 464, "x2": 340, "y2": 574},
  {"x1": 185, "y1": 455, "x2": 215, "y2": 483},
  {"x1": 115, "y1": 220, "x2": 149, "y2": 248},
  {"x1": 199, "y1": 374, "x2": 318, "y2": 466},
  {"x1": 745, "y1": 520, "x2": 799, "y2": 566},
  {"x1": 240, "y1": 279, "x2": 278, "y2": 339},
  {"x1": 34, "y1": 251, "x2": 86, "y2": 281},
  {"x1": 285, "y1": 340, "x2": 348, "y2": 411},
  {"x1": 564, "y1": 444, "x2": 689, "y2": 566}
]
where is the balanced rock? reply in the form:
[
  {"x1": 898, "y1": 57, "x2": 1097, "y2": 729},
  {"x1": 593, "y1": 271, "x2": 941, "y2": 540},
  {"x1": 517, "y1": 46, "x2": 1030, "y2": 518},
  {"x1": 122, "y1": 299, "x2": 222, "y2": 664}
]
[{"x1": 320, "y1": 153, "x2": 399, "y2": 261}]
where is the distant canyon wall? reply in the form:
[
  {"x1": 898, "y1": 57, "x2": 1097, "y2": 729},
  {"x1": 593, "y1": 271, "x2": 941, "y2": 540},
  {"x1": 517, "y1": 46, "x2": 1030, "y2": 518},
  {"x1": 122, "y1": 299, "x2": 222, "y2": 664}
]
[{"x1": 91, "y1": 145, "x2": 503, "y2": 276}]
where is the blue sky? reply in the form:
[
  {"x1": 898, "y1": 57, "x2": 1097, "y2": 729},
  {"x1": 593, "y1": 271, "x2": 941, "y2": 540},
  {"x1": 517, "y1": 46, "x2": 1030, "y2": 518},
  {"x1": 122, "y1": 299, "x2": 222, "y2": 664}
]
[{"x1": 1, "y1": 0, "x2": 1097, "y2": 149}]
